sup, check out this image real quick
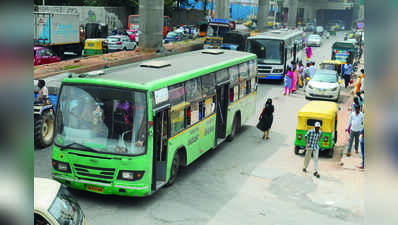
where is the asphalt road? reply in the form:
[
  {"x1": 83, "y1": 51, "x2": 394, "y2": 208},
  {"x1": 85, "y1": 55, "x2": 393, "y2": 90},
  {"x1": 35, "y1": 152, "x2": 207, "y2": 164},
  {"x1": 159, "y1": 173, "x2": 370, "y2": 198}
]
[{"x1": 35, "y1": 32, "x2": 364, "y2": 225}]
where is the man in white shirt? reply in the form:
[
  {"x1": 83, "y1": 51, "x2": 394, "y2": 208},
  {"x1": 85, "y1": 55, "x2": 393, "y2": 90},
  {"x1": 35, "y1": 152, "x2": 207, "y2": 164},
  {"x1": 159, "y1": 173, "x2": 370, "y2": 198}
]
[
  {"x1": 345, "y1": 104, "x2": 364, "y2": 156},
  {"x1": 36, "y1": 80, "x2": 48, "y2": 103},
  {"x1": 309, "y1": 62, "x2": 316, "y2": 79}
]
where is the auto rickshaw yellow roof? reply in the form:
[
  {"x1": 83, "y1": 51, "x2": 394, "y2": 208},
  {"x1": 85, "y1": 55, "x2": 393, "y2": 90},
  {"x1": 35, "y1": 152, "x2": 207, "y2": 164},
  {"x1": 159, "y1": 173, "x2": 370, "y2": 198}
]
[{"x1": 298, "y1": 101, "x2": 338, "y2": 119}]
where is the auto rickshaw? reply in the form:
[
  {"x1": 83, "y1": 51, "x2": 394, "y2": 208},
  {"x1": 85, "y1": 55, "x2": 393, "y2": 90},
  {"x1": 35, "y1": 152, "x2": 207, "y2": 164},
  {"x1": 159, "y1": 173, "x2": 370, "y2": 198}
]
[
  {"x1": 319, "y1": 60, "x2": 345, "y2": 77},
  {"x1": 83, "y1": 38, "x2": 108, "y2": 56},
  {"x1": 294, "y1": 101, "x2": 338, "y2": 158}
]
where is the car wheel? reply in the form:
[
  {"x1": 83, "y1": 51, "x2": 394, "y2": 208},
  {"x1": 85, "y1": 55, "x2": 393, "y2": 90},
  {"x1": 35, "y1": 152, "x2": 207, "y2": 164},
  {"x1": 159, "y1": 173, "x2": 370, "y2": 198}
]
[{"x1": 123, "y1": 47, "x2": 127, "y2": 51}]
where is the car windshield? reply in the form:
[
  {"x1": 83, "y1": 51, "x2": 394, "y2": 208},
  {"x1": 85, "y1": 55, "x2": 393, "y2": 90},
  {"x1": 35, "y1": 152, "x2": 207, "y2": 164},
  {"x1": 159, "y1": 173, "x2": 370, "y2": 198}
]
[
  {"x1": 55, "y1": 85, "x2": 148, "y2": 155},
  {"x1": 247, "y1": 39, "x2": 283, "y2": 64},
  {"x1": 48, "y1": 186, "x2": 83, "y2": 225},
  {"x1": 312, "y1": 73, "x2": 337, "y2": 83}
]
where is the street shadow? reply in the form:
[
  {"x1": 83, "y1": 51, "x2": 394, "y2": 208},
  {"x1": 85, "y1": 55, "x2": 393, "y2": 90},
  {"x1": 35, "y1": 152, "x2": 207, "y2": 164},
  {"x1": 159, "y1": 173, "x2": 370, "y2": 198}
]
[{"x1": 67, "y1": 125, "x2": 289, "y2": 220}]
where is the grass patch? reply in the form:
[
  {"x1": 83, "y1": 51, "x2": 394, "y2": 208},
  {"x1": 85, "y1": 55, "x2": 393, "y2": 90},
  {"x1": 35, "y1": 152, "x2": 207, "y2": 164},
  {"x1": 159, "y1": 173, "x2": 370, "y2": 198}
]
[{"x1": 63, "y1": 65, "x2": 81, "y2": 70}]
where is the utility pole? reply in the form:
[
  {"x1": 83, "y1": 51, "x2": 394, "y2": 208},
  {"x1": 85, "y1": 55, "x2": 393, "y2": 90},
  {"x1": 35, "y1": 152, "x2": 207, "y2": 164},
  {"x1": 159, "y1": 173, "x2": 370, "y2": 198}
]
[{"x1": 43, "y1": 0, "x2": 45, "y2": 6}]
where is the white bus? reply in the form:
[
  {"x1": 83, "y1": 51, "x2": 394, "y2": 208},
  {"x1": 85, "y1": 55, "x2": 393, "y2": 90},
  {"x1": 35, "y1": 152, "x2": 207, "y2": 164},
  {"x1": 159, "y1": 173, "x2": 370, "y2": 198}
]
[{"x1": 247, "y1": 29, "x2": 304, "y2": 80}]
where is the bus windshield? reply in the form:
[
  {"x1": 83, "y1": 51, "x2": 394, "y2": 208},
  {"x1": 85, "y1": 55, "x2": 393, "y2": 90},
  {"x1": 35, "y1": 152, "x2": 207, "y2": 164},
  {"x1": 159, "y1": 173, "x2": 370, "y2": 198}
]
[
  {"x1": 247, "y1": 39, "x2": 283, "y2": 64},
  {"x1": 55, "y1": 85, "x2": 147, "y2": 155}
]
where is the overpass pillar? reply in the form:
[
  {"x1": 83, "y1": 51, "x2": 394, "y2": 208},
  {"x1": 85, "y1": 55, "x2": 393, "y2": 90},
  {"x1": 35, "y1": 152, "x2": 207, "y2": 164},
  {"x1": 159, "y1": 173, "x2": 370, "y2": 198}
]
[
  {"x1": 287, "y1": 0, "x2": 298, "y2": 28},
  {"x1": 215, "y1": 0, "x2": 230, "y2": 19},
  {"x1": 257, "y1": 0, "x2": 269, "y2": 32},
  {"x1": 139, "y1": 0, "x2": 164, "y2": 51}
]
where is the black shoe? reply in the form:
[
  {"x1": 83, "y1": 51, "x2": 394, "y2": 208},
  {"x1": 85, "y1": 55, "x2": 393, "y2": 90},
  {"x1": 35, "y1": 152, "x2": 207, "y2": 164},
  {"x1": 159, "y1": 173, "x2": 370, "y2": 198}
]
[
  {"x1": 313, "y1": 172, "x2": 320, "y2": 178},
  {"x1": 302, "y1": 168, "x2": 307, "y2": 173}
]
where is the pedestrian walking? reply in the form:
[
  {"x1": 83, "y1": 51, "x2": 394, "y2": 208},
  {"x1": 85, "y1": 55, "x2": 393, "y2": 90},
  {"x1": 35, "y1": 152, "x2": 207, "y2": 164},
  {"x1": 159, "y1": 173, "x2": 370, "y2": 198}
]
[
  {"x1": 256, "y1": 98, "x2": 274, "y2": 140},
  {"x1": 303, "y1": 122, "x2": 322, "y2": 178},
  {"x1": 357, "y1": 128, "x2": 365, "y2": 169},
  {"x1": 292, "y1": 65, "x2": 298, "y2": 94},
  {"x1": 354, "y1": 69, "x2": 365, "y2": 94},
  {"x1": 303, "y1": 62, "x2": 311, "y2": 89},
  {"x1": 284, "y1": 67, "x2": 293, "y2": 96},
  {"x1": 306, "y1": 46, "x2": 312, "y2": 62},
  {"x1": 298, "y1": 61, "x2": 304, "y2": 88},
  {"x1": 345, "y1": 105, "x2": 364, "y2": 156},
  {"x1": 343, "y1": 63, "x2": 353, "y2": 88},
  {"x1": 356, "y1": 91, "x2": 364, "y2": 112},
  {"x1": 309, "y1": 62, "x2": 316, "y2": 79}
]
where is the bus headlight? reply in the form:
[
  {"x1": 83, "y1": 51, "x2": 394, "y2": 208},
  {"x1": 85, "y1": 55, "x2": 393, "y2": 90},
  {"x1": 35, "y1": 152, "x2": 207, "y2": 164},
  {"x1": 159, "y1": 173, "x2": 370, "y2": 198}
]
[
  {"x1": 272, "y1": 69, "x2": 283, "y2": 73},
  {"x1": 117, "y1": 170, "x2": 145, "y2": 181},
  {"x1": 52, "y1": 160, "x2": 71, "y2": 173},
  {"x1": 331, "y1": 87, "x2": 338, "y2": 91}
]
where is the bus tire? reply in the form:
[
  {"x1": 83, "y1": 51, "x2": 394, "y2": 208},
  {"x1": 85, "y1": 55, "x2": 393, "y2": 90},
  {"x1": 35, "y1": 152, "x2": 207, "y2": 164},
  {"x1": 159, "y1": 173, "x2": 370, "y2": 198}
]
[
  {"x1": 34, "y1": 110, "x2": 55, "y2": 148},
  {"x1": 227, "y1": 115, "x2": 240, "y2": 142},
  {"x1": 166, "y1": 151, "x2": 180, "y2": 187}
]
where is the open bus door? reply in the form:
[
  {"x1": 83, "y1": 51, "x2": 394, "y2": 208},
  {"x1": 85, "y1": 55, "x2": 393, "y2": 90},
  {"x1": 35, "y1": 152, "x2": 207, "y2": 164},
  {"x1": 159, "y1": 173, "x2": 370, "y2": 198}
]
[
  {"x1": 152, "y1": 105, "x2": 170, "y2": 191},
  {"x1": 215, "y1": 81, "x2": 229, "y2": 144}
]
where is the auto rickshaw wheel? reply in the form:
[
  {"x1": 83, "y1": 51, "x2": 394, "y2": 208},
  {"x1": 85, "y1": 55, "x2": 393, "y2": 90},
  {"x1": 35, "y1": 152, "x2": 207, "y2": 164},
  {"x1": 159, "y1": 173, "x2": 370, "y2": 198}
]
[
  {"x1": 326, "y1": 147, "x2": 334, "y2": 158},
  {"x1": 294, "y1": 146, "x2": 300, "y2": 155}
]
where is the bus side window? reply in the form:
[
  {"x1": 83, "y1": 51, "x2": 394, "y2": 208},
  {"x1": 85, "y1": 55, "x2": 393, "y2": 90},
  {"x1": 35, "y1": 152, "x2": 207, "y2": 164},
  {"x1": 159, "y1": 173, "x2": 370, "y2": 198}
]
[{"x1": 185, "y1": 106, "x2": 191, "y2": 127}]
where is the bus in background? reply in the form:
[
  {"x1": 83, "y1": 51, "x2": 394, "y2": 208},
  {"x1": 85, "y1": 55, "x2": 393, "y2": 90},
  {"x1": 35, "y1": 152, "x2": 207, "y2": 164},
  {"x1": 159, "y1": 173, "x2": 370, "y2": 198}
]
[
  {"x1": 128, "y1": 15, "x2": 171, "y2": 38},
  {"x1": 247, "y1": 29, "x2": 303, "y2": 80},
  {"x1": 51, "y1": 49, "x2": 257, "y2": 197},
  {"x1": 204, "y1": 18, "x2": 232, "y2": 49}
]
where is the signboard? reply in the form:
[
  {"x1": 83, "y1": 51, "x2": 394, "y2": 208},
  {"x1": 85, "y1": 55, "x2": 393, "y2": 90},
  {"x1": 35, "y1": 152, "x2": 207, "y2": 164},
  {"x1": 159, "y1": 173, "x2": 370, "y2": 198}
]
[
  {"x1": 154, "y1": 88, "x2": 169, "y2": 104},
  {"x1": 335, "y1": 49, "x2": 350, "y2": 62}
]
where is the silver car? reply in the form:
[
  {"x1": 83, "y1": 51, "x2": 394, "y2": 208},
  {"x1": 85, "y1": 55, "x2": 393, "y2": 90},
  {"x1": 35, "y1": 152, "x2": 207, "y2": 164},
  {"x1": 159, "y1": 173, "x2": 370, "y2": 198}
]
[
  {"x1": 305, "y1": 70, "x2": 341, "y2": 102},
  {"x1": 307, "y1": 34, "x2": 321, "y2": 47}
]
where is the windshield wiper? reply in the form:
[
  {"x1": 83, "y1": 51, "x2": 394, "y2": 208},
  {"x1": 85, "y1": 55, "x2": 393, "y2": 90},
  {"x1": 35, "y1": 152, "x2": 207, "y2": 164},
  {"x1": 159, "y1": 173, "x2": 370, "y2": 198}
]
[{"x1": 60, "y1": 142, "x2": 98, "y2": 153}]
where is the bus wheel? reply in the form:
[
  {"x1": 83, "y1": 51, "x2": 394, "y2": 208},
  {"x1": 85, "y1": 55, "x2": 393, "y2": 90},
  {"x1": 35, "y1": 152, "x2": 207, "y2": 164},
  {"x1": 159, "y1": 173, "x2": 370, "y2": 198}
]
[
  {"x1": 227, "y1": 115, "x2": 240, "y2": 142},
  {"x1": 166, "y1": 152, "x2": 180, "y2": 186}
]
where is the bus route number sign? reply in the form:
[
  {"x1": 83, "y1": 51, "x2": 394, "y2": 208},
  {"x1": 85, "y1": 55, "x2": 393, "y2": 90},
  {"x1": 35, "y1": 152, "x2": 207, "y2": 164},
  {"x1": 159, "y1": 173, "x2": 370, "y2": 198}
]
[{"x1": 154, "y1": 88, "x2": 169, "y2": 104}]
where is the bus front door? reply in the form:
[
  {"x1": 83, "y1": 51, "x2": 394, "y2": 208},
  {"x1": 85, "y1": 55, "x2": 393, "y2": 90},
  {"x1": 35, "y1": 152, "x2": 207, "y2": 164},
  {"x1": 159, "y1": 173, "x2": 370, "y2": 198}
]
[
  {"x1": 152, "y1": 108, "x2": 169, "y2": 191},
  {"x1": 216, "y1": 82, "x2": 229, "y2": 142}
]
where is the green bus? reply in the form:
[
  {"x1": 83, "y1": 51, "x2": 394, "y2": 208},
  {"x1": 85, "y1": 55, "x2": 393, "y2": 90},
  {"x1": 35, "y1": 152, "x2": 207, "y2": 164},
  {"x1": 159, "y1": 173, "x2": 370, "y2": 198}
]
[{"x1": 51, "y1": 49, "x2": 257, "y2": 197}]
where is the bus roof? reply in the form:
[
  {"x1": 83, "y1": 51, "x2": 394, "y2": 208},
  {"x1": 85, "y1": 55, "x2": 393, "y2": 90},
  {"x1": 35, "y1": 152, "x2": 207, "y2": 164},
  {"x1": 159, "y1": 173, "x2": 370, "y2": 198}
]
[
  {"x1": 248, "y1": 29, "x2": 303, "y2": 41},
  {"x1": 63, "y1": 50, "x2": 256, "y2": 91}
]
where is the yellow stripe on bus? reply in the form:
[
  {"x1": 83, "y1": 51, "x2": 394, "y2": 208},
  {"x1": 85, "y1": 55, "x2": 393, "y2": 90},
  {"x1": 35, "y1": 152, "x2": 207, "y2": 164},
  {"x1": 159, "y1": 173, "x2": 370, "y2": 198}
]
[{"x1": 169, "y1": 114, "x2": 216, "y2": 141}]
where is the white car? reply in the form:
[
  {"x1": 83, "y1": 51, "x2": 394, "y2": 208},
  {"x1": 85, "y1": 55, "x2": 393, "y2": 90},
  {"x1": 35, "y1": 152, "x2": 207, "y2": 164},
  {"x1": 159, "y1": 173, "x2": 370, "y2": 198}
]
[
  {"x1": 305, "y1": 69, "x2": 341, "y2": 101},
  {"x1": 307, "y1": 34, "x2": 321, "y2": 47},
  {"x1": 34, "y1": 177, "x2": 87, "y2": 225},
  {"x1": 107, "y1": 35, "x2": 137, "y2": 52}
]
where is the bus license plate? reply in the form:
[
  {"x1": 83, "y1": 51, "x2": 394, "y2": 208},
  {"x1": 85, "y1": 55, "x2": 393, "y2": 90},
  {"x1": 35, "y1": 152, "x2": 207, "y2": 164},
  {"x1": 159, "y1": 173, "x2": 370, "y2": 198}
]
[{"x1": 86, "y1": 185, "x2": 104, "y2": 193}]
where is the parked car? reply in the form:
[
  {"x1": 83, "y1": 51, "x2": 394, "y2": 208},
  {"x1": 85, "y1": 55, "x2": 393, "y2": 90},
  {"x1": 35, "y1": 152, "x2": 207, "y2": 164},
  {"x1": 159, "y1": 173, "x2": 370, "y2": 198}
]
[
  {"x1": 34, "y1": 46, "x2": 61, "y2": 66},
  {"x1": 164, "y1": 31, "x2": 185, "y2": 43},
  {"x1": 34, "y1": 177, "x2": 87, "y2": 225},
  {"x1": 307, "y1": 34, "x2": 322, "y2": 47},
  {"x1": 305, "y1": 69, "x2": 341, "y2": 102},
  {"x1": 106, "y1": 35, "x2": 137, "y2": 52}
]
